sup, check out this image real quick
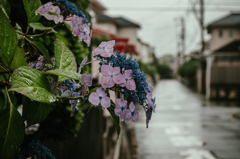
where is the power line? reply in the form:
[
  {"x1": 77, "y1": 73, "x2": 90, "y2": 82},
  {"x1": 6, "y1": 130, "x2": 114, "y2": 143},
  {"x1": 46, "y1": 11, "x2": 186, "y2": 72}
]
[{"x1": 105, "y1": 6, "x2": 239, "y2": 12}]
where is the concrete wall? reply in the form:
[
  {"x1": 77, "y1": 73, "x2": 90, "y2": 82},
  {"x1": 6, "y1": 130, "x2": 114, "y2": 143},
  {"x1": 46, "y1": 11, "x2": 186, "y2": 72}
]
[{"x1": 209, "y1": 28, "x2": 240, "y2": 51}]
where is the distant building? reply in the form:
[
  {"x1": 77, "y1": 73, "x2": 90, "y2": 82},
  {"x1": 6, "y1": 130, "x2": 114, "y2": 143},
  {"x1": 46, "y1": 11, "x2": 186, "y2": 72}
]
[{"x1": 205, "y1": 12, "x2": 240, "y2": 100}]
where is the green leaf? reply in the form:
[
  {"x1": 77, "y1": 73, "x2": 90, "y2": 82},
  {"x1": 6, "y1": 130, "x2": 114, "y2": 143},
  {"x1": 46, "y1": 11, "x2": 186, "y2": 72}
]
[
  {"x1": 32, "y1": 41, "x2": 51, "y2": 61},
  {"x1": 0, "y1": 0, "x2": 10, "y2": 18},
  {"x1": 108, "y1": 100, "x2": 120, "y2": 138},
  {"x1": 48, "y1": 11, "x2": 58, "y2": 16},
  {"x1": 0, "y1": 8, "x2": 18, "y2": 65},
  {"x1": 8, "y1": 66, "x2": 56, "y2": 103},
  {"x1": 22, "y1": 96, "x2": 52, "y2": 126},
  {"x1": 64, "y1": 22, "x2": 72, "y2": 32},
  {"x1": 0, "y1": 89, "x2": 7, "y2": 112},
  {"x1": 45, "y1": 69, "x2": 81, "y2": 81},
  {"x1": 54, "y1": 39, "x2": 77, "y2": 83},
  {"x1": 29, "y1": 22, "x2": 52, "y2": 32},
  {"x1": 10, "y1": 47, "x2": 28, "y2": 70},
  {"x1": 54, "y1": 33, "x2": 69, "y2": 46},
  {"x1": 22, "y1": 0, "x2": 41, "y2": 23},
  {"x1": 0, "y1": 104, "x2": 25, "y2": 159}
]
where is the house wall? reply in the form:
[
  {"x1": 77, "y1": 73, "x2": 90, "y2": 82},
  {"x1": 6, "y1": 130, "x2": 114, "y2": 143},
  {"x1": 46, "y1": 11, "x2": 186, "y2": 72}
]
[
  {"x1": 209, "y1": 27, "x2": 240, "y2": 51},
  {"x1": 94, "y1": 22, "x2": 118, "y2": 35},
  {"x1": 140, "y1": 44, "x2": 150, "y2": 63},
  {"x1": 117, "y1": 27, "x2": 138, "y2": 45}
]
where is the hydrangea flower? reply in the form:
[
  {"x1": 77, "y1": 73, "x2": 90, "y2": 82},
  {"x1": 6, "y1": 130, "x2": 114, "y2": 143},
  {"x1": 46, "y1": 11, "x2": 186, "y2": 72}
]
[
  {"x1": 114, "y1": 99, "x2": 127, "y2": 119},
  {"x1": 88, "y1": 88, "x2": 110, "y2": 108},
  {"x1": 119, "y1": 69, "x2": 136, "y2": 91},
  {"x1": 70, "y1": 91, "x2": 81, "y2": 117},
  {"x1": 92, "y1": 40, "x2": 115, "y2": 57},
  {"x1": 147, "y1": 95, "x2": 156, "y2": 113},
  {"x1": 42, "y1": 6, "x2": 63, "y2": 23},
  {"x1": 100, "y1": 65, "x2": 125, "y2": 88},
  {"x1": 124, "y1": 102, "x2": 139, "y2": 122},
  {"x1": 71, "y1": 16, "x2": 84, "y2": 36},
  {"x1": 35, "y1": 2, "x2": 54, "y2": 15},
  {"x1": 148, "y1": 83, "x2": 154, "y2": 95},
  {"x1": 146, "y1": 108, "x2": 152, "y2": 128},
  {"x1": 81, "y1": 74, "x2": 92, "y2": 97}
]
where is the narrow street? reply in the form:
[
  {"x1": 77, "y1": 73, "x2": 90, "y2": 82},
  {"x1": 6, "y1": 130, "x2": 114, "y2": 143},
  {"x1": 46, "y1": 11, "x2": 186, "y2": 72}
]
[{"x1": 134, "y1": 80, "x2": 240, "y2": 159}]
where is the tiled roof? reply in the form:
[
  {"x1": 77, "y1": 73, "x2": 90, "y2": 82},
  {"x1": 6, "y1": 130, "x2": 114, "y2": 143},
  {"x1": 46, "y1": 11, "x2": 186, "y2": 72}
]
[
  {"x1": 207, "y1": 12, "x2": 240, "y2": 31},
  {"x1": 97, "y1": 14, "x2": 140, "y2": 28}
]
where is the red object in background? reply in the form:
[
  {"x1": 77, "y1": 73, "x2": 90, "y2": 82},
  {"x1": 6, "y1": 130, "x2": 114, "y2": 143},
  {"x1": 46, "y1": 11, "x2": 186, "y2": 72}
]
[
  {"x1": 124, "y1": 45, "x2": 138, "y2": 54},
  {"x1": 111, "y1": 38, "x2": 129, "y2": 53}
]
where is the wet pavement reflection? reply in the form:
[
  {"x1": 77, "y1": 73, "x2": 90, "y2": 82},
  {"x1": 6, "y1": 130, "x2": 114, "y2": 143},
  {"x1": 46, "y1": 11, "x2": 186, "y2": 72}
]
[{"x1": 133, "y1": 80, "x2": 240, "y2": 159}]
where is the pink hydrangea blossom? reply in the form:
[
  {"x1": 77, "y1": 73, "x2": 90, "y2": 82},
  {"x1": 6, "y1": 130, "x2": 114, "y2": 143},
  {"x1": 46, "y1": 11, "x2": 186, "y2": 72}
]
[
  {"x1": 71, "y1": 16, "x2": 84, "y2": 36},
  {"x1": 124, "y1": 102, "x2": 139, "y2": 122},
  {"x1": 148, "y1": 83, "x2": 154, "y2": 95},
  {"x1": 40, "y1": 5, "x2": 63, "y2": 23},
  {"x1": 119, "y1": 69, "x2": 136, "y2": 91},
  {"x1": 88, "y1": 88, "x2": 110, "y2": 108},
  {"x1": 92, "y1": 40, "x2": 115, "y2": 57},
  {"x1": 147, "y1": 94, "x2": 155, "y2": 113},
  {"x1": 146, "y1": 108, "x2": 152, "y2": 128},
  {"x1": 114, "y1": 99, "x2": 127, "y2": 119},
  {"x1": 35, "y1": 2, "x2": 54, "y2": 15},
  {"x1": 100, "y1": 65, "x2": 125, "y2": 88},
  {"x1": 81, "y1": 74, "x2": 92, "y2": 97}
]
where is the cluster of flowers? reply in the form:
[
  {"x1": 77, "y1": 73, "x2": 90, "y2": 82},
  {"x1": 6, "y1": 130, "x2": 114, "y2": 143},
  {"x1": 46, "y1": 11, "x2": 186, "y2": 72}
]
[
  {"x1": 88, "y1": 40, "x2": 156, "y2": 127},
  {"x1": 34, "y1": 1, "x2": 156, "y2": 127},
  {"x1": 35, "y1": 0, "x2": 91, "y2": 46}
]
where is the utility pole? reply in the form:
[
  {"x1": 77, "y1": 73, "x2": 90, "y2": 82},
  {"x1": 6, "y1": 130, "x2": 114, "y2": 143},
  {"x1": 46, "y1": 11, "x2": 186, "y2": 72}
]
[
  {"x1": 190, "y1": 0, "x2": 204, "y2": 54},
  {"x1": 175, "y1": 17, "x2": 185, "y2": 65},
  {"x1": 180, "y1": 17, "x2": 185, "y2": 58},
  {"x1": 200, "y1": 0, "x2": 204, "y2": 54}
]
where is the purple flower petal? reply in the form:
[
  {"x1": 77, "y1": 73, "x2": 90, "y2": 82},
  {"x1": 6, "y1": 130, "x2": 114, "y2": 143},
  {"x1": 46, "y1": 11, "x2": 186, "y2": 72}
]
[
  {"x1": 126, "y1": 79, "x2": 136, "y2": 91},
  {"x1": 123, "y1": 109, "x2": 131, "y2": 122},
  {"x1": 148, "y1": 83, "x2": 154, "y2": 94},
  {"x1": 101, "y1": 76, "x2": 115, "y2": 88},
  {"x1": 146, "y1": 108, "x2": 152, "y2": 128},
  {"x1": 115, "y1": 108, "x2": 122, "y2": 116},
  {"x1": 35, "y1": 2, "x2": 54, "y2": 15},
  {"x1": 112, "y1": 67, "x2": 121, "y2": 76},
  {"x1": 113, "y1": 74, "x2": 125, "y2": 85},
  {"x1": 124, "y1": 70, "x2": 133, "y2": 79},
  {"x1": 101, "y1": 65, "x2": 113, "y2": 77},
  {"x1": 115, "y1": 99, "x2": 127, "y2": 108},
  {"x1": 96, "y1": 88, "x2": 107, "y2": 97},
  {"x1": 129, "y1": 102, "x2": 135, "y2": 112},
  {"x1": 86, "y1": 74, "x2": 92, "y2": 86},
  {"x1": 101, "y1": 97, "x2": 110, "y2": 108},
  {"x1": 89, "y1": 92, "x2": 100, "y2": 106},
  {"x1": 132, "y1": 111, "x2": 139, "y2": 122},
  {"x1": 81, "y1": 74, "x2": 87, "y2": 85},
  {"x1": 92, "y1": 40, "x2": 115, "y2": 57}
]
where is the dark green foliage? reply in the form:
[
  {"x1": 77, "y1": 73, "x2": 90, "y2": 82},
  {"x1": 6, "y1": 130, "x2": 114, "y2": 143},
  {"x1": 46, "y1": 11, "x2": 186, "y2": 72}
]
[
  {"x1": 138, "y1": 60, "x2": 158, "y2": 84},
  {"x1": 156, "y1": 63, "x2": 173, "y2": 79},
  {"x1": 178, "y1": 60, "x2": 198, "y2": 86},
  {"x1": 34, "y1": 100, "x2": 84, "y2": 140}
]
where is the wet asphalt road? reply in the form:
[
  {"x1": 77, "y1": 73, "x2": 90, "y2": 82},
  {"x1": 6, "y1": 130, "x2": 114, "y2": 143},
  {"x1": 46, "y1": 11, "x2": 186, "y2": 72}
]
[{"x1": 133, "y1": 80, "x2": 240, "y2": 159}]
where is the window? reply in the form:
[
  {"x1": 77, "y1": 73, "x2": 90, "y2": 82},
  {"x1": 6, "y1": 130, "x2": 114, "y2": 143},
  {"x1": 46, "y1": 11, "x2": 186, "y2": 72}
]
[
  {"x1": 229, "y1": 29, "x2": 233, "y2": 37},
  {"x1": 218, "y1": 29, "x2": 223, "y2": 37}
]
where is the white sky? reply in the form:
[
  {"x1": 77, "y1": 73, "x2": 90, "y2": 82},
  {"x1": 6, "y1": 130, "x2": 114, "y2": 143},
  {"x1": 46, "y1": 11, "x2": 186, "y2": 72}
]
[{"x1": 98, "y1": 0, "x2": 240, "y2": 58}]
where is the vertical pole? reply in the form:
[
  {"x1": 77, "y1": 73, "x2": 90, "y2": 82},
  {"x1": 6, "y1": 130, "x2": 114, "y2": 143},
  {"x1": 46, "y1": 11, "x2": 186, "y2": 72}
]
[
  {"x1": 200, "y1": 0, "x2": 204, "y2": 54},
  {"x1": 180, "y1": 17, "x2": 185, "y2": 61}
]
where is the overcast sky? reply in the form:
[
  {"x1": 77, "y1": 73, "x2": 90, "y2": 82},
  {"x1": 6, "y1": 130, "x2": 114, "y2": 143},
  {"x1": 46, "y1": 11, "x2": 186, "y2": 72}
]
[{"x1": 98, "y1": 0, "x2": 240, "y2": 58}]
